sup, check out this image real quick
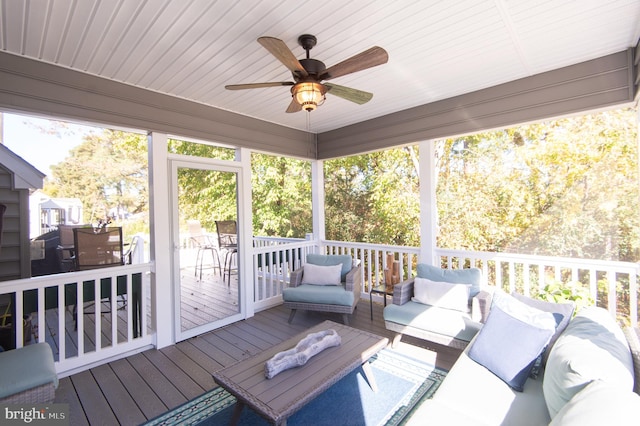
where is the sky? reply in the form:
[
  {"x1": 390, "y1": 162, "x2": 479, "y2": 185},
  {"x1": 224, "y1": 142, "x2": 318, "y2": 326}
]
[{"x1": 1, "y1": 112, "x2": 97, "y2": 177}]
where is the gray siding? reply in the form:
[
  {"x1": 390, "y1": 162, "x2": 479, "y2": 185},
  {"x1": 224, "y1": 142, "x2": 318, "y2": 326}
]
[
  {"x1": 318, "y1": 49, "x2": 638, "y2": 159},
  {"x1": 0, "y1": 166, "x2": 30, "y2": 280},
  {"x1": 0, "y1": 48, "x2": 637, "y2": 162},
  {"x1": 0, "y1": 52, "x2": 315, "y2": 159}
]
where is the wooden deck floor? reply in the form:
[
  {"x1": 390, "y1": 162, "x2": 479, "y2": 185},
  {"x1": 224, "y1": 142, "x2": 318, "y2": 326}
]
[{"x1": 54, "y1": 301, "x2": 462, "y2": 425}]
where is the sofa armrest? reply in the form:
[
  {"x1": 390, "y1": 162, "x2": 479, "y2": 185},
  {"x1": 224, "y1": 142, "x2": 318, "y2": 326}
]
[
  {"x1": 392, "y1": 278, "x2": 414, "y2": 305},
  {"x1": 471, "y1": 289, "x2": 493, "y2": 323},
  {"x1": 345, "y1": 265, "x2": 362, "y2": 299},
  {"x1": 289, "y1": 266, "x2": 304, "y2": 287}
]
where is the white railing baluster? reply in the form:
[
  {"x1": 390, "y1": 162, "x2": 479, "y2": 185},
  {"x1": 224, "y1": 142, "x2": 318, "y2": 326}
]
[
  {"x1": 94, "y1": 278, "x2": 100, "y2": 352},
  {"x1": 630, "y1": 273, "x2": 638, "y2": 325},
  {"x1": 0, "y1": 262, "x2": 153, "y2": 376},
  {"x1": 608, "y1": 271, "x2": 617, "y2": 317},
  {"x1": 15, "y1": 290, "x2": 24, "y2": 349},
  {"x1": 37, "y1": 288, "x2": 45, "y2": 343},
  {"x1": 58, "y1": 283, "x2": 66, "y2": 362}
]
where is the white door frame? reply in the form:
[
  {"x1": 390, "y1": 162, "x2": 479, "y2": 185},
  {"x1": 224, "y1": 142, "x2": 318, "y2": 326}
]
[{"x1": 169, "y1": 156, "x2": 248, "y2": 342}]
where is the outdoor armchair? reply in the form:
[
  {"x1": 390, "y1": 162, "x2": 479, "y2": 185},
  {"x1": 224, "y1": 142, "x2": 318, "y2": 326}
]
[
  {"x1": 383, "y1": 264, "x2": 490, "y2": 349},
  {"x1": 283, "y1": 254, "x2": 361, "y2": 325}
]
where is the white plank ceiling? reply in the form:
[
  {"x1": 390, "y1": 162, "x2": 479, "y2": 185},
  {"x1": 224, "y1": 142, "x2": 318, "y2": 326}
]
[{"x1": 1, "y1": 0, "x2": 639, "y2": 133}]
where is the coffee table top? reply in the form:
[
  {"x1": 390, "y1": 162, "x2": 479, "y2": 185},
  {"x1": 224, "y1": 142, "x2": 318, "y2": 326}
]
[{"x1": 212, "y1": 321, "x2": 388, "y2": 425}]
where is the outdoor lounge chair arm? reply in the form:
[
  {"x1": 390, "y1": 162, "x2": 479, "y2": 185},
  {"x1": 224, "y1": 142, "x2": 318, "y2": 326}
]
[
  {"x1": 471, "y1": 289, "x2": 493, "y2": 323},
  {"x1": 290, "y1": 267, "x2": 304, "y2": 287},
  {"x1": 344, "y1": 265, "x2": 362, "y2": 296},
  {"x1": 392, "y1": 278, "x2": 415, "y2": 305}
]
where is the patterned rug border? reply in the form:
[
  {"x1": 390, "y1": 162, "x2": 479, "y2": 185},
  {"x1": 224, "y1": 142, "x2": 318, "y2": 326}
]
[{"x1": 144, "y1": 349, "x2": 447, "y2": 426}]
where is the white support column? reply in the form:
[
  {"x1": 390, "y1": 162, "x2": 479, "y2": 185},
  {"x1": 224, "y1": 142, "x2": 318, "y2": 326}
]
[
  {"x1": 237, "y1": 147, "x2": 255, "y2": 318},
  {"x1": 419, "y1": 140, "x2": 438, "y2": 265},
  {"x1": 311, "y1": 159, "x2": 325, "y2": 251},
  {"x1": 148, "y1": 132, "x2": 174, "y2": 348}
]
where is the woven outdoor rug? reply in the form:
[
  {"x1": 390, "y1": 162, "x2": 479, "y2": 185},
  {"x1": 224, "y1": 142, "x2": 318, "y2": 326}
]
[{"x1": 143, "y1": 348, "x2": 447, "y2": 426}]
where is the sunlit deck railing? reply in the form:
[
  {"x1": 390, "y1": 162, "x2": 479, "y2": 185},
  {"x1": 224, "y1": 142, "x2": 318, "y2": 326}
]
[
  {"x1": 252, "y1": 237, "x2": 315, "y2": 310},
  {"x1": 4, "y1": 236, "x2": 635, "y2": 378},
  {"x1": 0, "y1": 263, "x2": 153, "y2": 377},
  {"x1": 252, "y1": 238, "x2": 640, "y2": 327},
  {"x1": 435, "y1": 249, "x2": 639, "y2": 326}
]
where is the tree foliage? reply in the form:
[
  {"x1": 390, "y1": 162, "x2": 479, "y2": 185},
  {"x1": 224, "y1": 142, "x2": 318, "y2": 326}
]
[
  {"x1": 45, "y1": 130, "x2": 148, "y2": 224},
  {"x1": 169, "y1": 140, "x2": 238, "y2": 232},
  {"x1": 42, "y1": 108, "x2": 638, "y2": 264},
  {"x1": 251, "y1": 153, "x2": 312, "y2": 238},
  {"x1": 324, "y1": 147, "x2": 420, "y2": 246},
  {"x1": 435, "y1": 108, "x2": 639, "y2": 260}
]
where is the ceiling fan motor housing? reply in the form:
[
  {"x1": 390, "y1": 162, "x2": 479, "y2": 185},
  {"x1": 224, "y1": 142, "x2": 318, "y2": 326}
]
[{"x1": 296, "y1": 59, "x2": 326, "y2": 80}]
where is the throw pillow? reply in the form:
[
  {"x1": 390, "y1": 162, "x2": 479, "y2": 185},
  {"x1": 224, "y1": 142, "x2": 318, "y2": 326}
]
[
  {"x1": 306, "y1": 254, "x2": 352, "y2": 282},
  {"x1": 549, "y1": 380, "x2": 640, "y2": 426},
  {"x1": 416, "y1": 264, "x2": 482, "y2": 298},
  {"x1": 412, "y1": 277, "x2": 471, "y2": 312},
  {"x1": 511, "y1": 292, "x2": 575, "y2": 365},
  {"x1": 468, "y1": 291, "x2": 556, "y2": 392},
  {"x1": 542, "y1": 306, "x2": 634, "y2": 419},
  {"x1": 301, "y1": 263, "x2": 342, "y2": 285}
]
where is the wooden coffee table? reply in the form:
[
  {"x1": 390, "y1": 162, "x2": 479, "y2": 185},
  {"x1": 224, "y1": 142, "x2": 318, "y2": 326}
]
[{"x1": 212, "y1": 321, "x2": 389, "y2": 425}]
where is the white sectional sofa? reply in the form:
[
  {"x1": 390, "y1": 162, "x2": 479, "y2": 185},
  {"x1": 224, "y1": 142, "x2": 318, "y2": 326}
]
[{"x1": 405, "y1": 301, "x2": 640, "y2": 425}]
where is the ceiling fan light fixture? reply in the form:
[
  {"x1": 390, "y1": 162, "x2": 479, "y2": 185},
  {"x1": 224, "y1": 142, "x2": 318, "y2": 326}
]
[{"x1": 292, "y1": 82, "x2": 326, "y2": 111}]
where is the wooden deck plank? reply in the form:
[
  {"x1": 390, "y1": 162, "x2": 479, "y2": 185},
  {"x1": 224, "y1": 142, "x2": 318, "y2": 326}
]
[
  {"x1": 173, "y1": 340, "x2": 224, "y2": 376},
  {"x1": 109, "y1": 358, "x2": 168, "y2": 419},
  {"x1": 214, "y1": 327, "x2": 265, "y2": 357},
  {"x1": 144, "y1": 348, "x2": 206, "y2": 400},
  {"x1": 222, "y1": 322, "x2": 275, "y2": 350},
  {"x1": 126, "y1": 352, "x2": 186, "y2": 409},
  {"x1": 54, "y1": 377, "x2": 89, "y2": 426},
  {"x1": 234, "y1": 318, "x2": 290, "y2": 344},
  {"x1": 70, "y1": 370, "x2": 120, "y2": 425},
  {"x1": 90, "y1": 363, "x2": 146, "y2": 425},
  {"x1": 156, "y1": 345, "x2": 217, "y2": 391},
  {"x1": 188, "y1": 334, "x2": 238, "y2": 368},
  {"x1": 198, "y1": 331, "x2": 248, "y2": 360},
  {"x1": 243, "y1": 314, "x2": 296, "y2": 341}
]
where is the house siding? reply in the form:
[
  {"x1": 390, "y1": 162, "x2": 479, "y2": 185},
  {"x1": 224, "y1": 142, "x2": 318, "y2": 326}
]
[
  {"x1": 0, "y1": 48, "x2": 637, "y2": 162},
  {"x1": 0, "y1": 166, "x2": 30, "y2": 280},
  {"x1": 318, "y1": 49, "x2": 638, "y2": 159},
  {"x1": 0, "y1": 52, "x2": 314, "y2": 159}
]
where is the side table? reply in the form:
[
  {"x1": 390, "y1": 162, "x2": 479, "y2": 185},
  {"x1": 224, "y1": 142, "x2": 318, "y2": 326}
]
[{"x1": 369, "y1": 283, "x2": 394, "y2": 320}]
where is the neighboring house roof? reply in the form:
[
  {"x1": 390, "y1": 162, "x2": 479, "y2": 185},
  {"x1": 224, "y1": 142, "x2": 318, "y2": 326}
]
[{"x1": 0, "y1": 143, "x2": 45, "y2": 190}]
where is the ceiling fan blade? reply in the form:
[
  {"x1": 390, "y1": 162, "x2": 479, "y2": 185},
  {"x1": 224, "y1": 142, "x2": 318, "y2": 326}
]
[
  {"x1": 320, "y1": 46, "x2": 388, "y2": 80},
  {"x1": 225, "y1": 82, "x2": 294, "y2": 90},
  {"x1": 325, "y1": 83, "x2": 373, "y2": 105},
  {"x1": 258, "y1": 36, "x2": 308, "y2": 78},
  {"x1": 285, "y1": 98, "x2": 302, "y2": 113}
]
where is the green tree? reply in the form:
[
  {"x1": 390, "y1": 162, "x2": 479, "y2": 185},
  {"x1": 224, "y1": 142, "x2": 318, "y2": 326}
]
[
  {"x1": 324, "y1": 147, "x2": 420, "y2": 246},
  {"x1": 46, "y1": 130, "x2": 148, "y2": 224},
  {"x1": 251, "y1": 153, "x2": 312, "y2": 238},
  {"x1": 436, "y1": 108, "x2": 639, "y2": 261},
  {"x1": 169, "y1": 139, "x2": 237, "y2": 232}
]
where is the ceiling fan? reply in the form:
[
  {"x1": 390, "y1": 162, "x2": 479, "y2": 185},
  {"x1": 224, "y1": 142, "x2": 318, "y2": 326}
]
[{"x1": 225, "y1": 34, "x2": 388, "y2": 113}]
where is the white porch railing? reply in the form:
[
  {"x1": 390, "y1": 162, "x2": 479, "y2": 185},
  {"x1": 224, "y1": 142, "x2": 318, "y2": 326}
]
[
  {"x1": 0, "y1": 262, "x2": 153, "y2": 377},
  {"x1": 252, "y1": 238, "x2": 316, "y2": 310},
  {"x1": 251, "y1": 238, "x2": 640, "y2": 327},
  {"x1": 435, "y1": 249, "x2": 640, "y2": 326},
  {"x1": 5, "y1": 235, "x2": 630, "y2": 378}
]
